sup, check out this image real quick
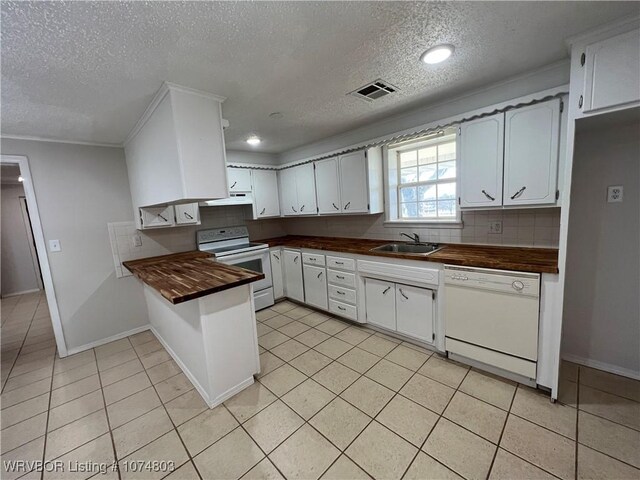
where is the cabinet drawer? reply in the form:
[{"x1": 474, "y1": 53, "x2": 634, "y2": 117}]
[
  {"x1": 302, "y1": 253, "x2": 326, "y2": 266},
  {"x1": 327, "y1": 269, "x2": 356, "y2": 288},
  {"x1": 326, "y1": 255, "x2": 355, "y2": 271},
  {"x1": 328, "y1": 285, "x2": 356, "y2": 305},
  {"x1": 329, "y1": 299, "x2": 357, "y2": 321}
]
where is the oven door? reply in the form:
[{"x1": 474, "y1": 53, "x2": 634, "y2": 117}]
[{"x1": 218, "y1": 248, "x2": 273, "y2": 292}]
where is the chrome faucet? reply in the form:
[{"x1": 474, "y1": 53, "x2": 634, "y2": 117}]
[{"x1": 400, "y1": 232, "x2": 421, "y2": 244}]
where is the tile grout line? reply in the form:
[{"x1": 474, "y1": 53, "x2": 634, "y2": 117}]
[
  {"x1": 485, "y1": 375, "x2": 518, "y2": 480},
  {"x1": 127, "y1": 334, "x2": 205, "y2": 480},
  {"x1": 574, "y1": 366, "x2": 581, "y2": 480},
  {"x1": 93, "y1": 347, "x2": 123, "y2": 480}
]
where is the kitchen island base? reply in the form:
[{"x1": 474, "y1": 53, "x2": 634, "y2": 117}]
[{"x1": 143, "y1": 283, "x2": 260, "y2": 408}]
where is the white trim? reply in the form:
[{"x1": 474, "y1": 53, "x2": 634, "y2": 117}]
[
  {"x1": 19, "y1": 197, "x2": 44, "y2": 290},
  {"x1": 562, "y1": 353, "x2": 640, "y2": 381},
  {"x1": 1, "y1": 288, "x2": 41, "y2": 298},
  {"x1": 0, "y1": 134, "x2": 120, "y2": 148},
  {"x1": 1, "y1": 154, "x2": 68, "y2": 357},
  {"x1": 565, "y1": 15, "x2": 640, "y2": 47},
  {"x1": 66, "y1": 324, "x2": 151, "y2": 356}
]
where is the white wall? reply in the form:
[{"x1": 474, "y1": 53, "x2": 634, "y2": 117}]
[
  {"x1": 0, "y1": 139, "x2": 149, "y2": 351},
  {"x1": 562, "y1": 119, "x2": 640, "y2": 377},
  {"x1": 1, "y1": 183, "x2": 41, "y2": 296}
]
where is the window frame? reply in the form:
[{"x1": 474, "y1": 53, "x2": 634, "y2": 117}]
[{"x1": 385, "y1": 132, "x2": 462, "y2": 226}]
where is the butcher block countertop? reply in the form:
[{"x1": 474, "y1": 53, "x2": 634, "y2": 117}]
[
  {"x1": 123, "y1": 251, "x2": 265, "y2": 304},
  {"x1": 260, "y1": 236, "x2": 559, "y2": 274}
]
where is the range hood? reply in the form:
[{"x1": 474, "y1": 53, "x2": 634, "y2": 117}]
[{"x1": 200, "y1": 193, "x2": 253, "y2": 207}]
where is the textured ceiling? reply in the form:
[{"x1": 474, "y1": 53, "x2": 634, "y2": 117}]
[{"x1": 1, "y1": 1, "x2": 638, "y2": 153}]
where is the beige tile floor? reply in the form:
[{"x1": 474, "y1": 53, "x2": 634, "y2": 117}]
[{"x1": 2, "y1": 294, "x2": 639, "y2": 480}]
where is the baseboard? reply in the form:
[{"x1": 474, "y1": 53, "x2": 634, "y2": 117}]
[
  {"x1": 150, "y1": 326, "x2": 214, "y2": 408},
  {"x1": 2, "y1": 288, "x2": 41, "y2": 298},
  {"x1": 209, "y1": 376, "x2": 255, "y2": 408},
  {"x1": 65, "y1": 324, "x2": 151, "y2": 357},
  {"x1": 562, "y1": 353, "x2": 640, "y2": 381}
]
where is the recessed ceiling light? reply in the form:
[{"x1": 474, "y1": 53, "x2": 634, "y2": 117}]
[
  {"x1": 246, "y1": 135, "x2": 261, "y2": 146},
  {"x1": 18, "y1": 175, "x2": 24, "y2": 182},
  {"x1": 420, "y1": 44, "x2": 454, "y2": 64}
]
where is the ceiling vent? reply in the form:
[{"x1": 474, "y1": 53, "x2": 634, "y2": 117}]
[{"x1": 349, "y1": 79, "x2": 398, "y2": 102}]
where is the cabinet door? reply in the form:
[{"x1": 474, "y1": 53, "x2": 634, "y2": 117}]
[
  {"x1": 504, "y1": 100, "x2": 560, "y2": 206},
  {"x1": 174, "y1": 203, "x2": 200, "y2": 225},
  {"x1": 365, "y1": 278, "x2": 396, "y2": 330},
  {"x1": 270, "y1": 249, "x2": 284, "y2": 299},
  {"x1": 283, "y1": 250, "x2": 304, "y2": 302},
  {"x1": 295, "y1": 164, "x2": 318, "y2": 215},
  {"x1": 253, "y1": 170, "x2": 280, "y2": 218},
  {"x1": 459, "y1": 115, "x2": 504, "y2": 208},
  {"x1": 228, "y1": 168, "x2": 252, "y2": 193},
  {"x1": 315, "y1": 158, "x2": 342, "y2": 214},
  {"x1": 395, "y1": 284, "x2": 434, "y2": 343},
  {"x1": 583, "y1": 28, "x2": 640, "y2": 113},
  {"x1": 339, "y1": 151, "x2": 369, "y2": 213},
  {"x1": 140, "y1": 206, "x2": 175, "y2": 229},
  {"x1": 279, "y1": 168, "x2": 299, "y2": 216},
  {"x1": 303, "y1": 265, "x2": 328, "y2": 310}
]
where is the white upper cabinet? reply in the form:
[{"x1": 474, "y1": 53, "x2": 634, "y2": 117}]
[
  {"x1": 125, "y1": 83, "x2": 227, "y2": 229},
  {"x1": 339, "y1": 151, "x2": 369, "y2": 213},
  {"x1": 228, "y1": 169, "x2": 252, "y2": 193},
  {"x1": 139, "y1": 206, "x2": 175, "y2": 229},
  {"x1": 279, "y1": 164, "x2": 317, "y2": 215},
  {"x1": 279, "y1": 168, "x2": 299, "y2": 216},
  {"x1": 503, "y1": 99, "x2": 560, "y2": 206},
  {"x1": 315, "y1": 158, "x2": 341, "y2": 214},
  {"x1": 252, "y1": 170, "x2": 280, "y2": 218},
  {"x1": 459, "y1": 115, "x2": 504, "y2": 208},
  {"x1": 582, "y1": 28, "x2": 640, "y2": 114},
  {"x1": 295, "y1": 164, "x2": 318, "y2": 215},
  {"x1": 174, "y1": 203, "x2": 201, "y2": 225}
]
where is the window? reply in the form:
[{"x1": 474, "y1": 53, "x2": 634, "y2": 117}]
[{"x1": 392, "y1": 134, "x2": 458, "y2": 222}]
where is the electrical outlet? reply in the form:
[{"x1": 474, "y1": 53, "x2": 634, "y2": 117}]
[
  {"x1": 607, "y1": 185, "x2": 623, "y2": 203},
  {"x1": 49, "y1": 239, "x2": 61, "y2": 252},
  {"x1": 489, "y1": 221, "x2": 503, "y2": 234},
  {"x1": 132, "y1": 235, "x2": 143, "y2": 247}
]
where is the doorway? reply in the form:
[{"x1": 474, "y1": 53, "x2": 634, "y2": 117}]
[{"x1": 19, "y1": 196, "x2": 45, "y2": 290}]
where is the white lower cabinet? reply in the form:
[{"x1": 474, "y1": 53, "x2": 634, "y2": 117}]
[
  {"x1": 283, "y1": 249, "x2": 304, "y2": 302},
  {"x1": 303, "y1": 264, "x2": 328, "y2": 310},
  {"x1": 365, "y1": 278, "x2": 396, "y2": 331},
  {"x1": 365, "y1": 278, "x2": 435, "y2": 344},
  {"x1": 395, "y1": 284, "x2": 434, "y2": 343},
  {"x1": 270, "y1": 249, "x2": 284, "y2": 300}
]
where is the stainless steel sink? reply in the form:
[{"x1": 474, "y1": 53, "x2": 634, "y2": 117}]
[{"x1": 371, "y1": 242, "x2": 443, "y2": 255}]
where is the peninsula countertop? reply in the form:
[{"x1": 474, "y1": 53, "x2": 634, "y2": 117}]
[
  {"x1": 259, "y1": 235, "x2": 559, "y2": 274},
  {"x1": 123, "y1": 251, "x2": 265, "y2": 304}
]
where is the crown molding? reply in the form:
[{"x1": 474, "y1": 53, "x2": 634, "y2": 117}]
[{"x1": 0, "y1": 134, "x2": 121, "y2": 148}]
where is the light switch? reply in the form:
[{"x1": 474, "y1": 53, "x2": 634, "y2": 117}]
[
  {"x1": 607, "y1": 185, "x2": 623, "y2": 203},
  {"x1": 132, "y1": 235, "x2": 142, "y2": 247},
  {"x1": 49, "y1": 239, "x2": 61, "y2": 252}
]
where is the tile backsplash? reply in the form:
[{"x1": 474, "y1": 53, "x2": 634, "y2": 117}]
[
  {"x1": 109, "y1": 205, "x2": 559, "y2": 278},
  {"x1": 280, "y1": 208, "x2": 561, "y2": 248},
  {"x1": 108, "y1": 205, "x2": 285, "y2": 278}
]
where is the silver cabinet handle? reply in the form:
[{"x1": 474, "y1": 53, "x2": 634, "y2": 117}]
[
  {"x1": 158, "y1": 214, "x2": 168, "y2": 222},
  {"x1": 383, "y1": 286, "x2": 391, "y2": 295},
  {"x1": 294, "y1": 256, "x2": 299, "y2": 264},
  {"x1": 332, "y1": 203, "x2": 339, "y2": 210},
  {"x1": 336, "y1": 290, "x2": 345, "y2": 295},
  {"x1": 578, "y1": 95, "x2": 583, "y2": 109},
  {"x1": 510, "y1": 186, "x2": 526, "y2": 200},
  {"x1": 309, "y1": 257, "x2": 316, "y2": 261},
  {"x1": 338, "y1": 306, "x2": 346, "y2": 311},
  {"x1": 300, "y1": 205, "x2": 305, "y2": 211},
  {"x1": 260, "y1": 208, "x2": 266, "y2": 215},
  {"x1": 184, "y1": 212, "x2": 194, "y2": 220},
  {"x1": 336, "y1": 275, "x2": 345, "y2": 279},
  {"x1": 291, "y1": 206, "x2": 297, "y2": 213},
  {"x1": 317, "y1": 271, "x2": 323, "y2": 279},
  {"x1": 335, "y1": 261, "x2": 344, "y2": 265},
  {"x1": 482, "y1": 190, "x2": 495, "y2": 201},
  {"x1": 273, "y1": 254, "x2": 280, "y2": 261},
  {"x1": 231, "y1": 181, "x2": 237, "y2": 188},
  {"x1": 344, "y1": 202, "x2": 351, "y2": 210},
  {"x1": 399, "y1": 288, "x2": 408, "y2": 300}
]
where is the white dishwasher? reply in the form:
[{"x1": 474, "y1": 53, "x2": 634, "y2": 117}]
[{"x1": 444, "y1": 265, "x2": 540, "y2": 379}]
